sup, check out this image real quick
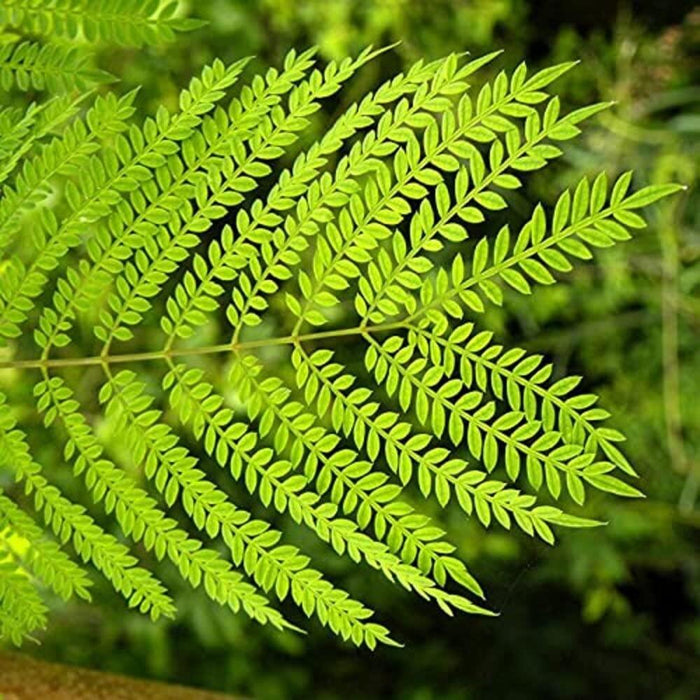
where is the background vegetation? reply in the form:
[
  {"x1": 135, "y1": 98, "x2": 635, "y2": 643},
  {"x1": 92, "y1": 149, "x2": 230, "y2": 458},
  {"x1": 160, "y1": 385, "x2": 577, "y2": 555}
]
[{"x1": 1, "y1": 1, "x2": 698, "y2": 697}]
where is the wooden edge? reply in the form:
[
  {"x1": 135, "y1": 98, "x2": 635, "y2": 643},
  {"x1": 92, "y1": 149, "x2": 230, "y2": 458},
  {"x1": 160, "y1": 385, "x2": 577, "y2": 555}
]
[{"x1": 0, "y1": 651, "x2": 240, "y2": 700}]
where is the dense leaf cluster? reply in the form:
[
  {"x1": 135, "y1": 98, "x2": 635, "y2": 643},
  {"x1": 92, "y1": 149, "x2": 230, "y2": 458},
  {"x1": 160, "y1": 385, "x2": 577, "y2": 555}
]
[
  {"x1": 0, "y1": 0, "x2": 200, "y2": 93},
  {"x1": 0, "y1": 7, "x2": 683, "y2": 648}
]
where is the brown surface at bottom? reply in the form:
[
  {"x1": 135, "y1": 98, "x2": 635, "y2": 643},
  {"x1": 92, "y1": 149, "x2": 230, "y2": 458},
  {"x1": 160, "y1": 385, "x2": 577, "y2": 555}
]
[{"x1": 0, "y1": 651, "x2": 239, "y2": 699}]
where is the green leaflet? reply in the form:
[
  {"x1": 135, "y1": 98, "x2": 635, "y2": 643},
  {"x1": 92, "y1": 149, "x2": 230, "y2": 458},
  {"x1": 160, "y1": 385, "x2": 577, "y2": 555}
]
[
  {"x1": 0, "y1": 0, "x2": 203, "y2": 47},
  {"x1": 0, "y1": 39, "x2": 683, "y2": 649},
  {"x1": 0, "y1": 40, "x2": 113, "y2": 93}
]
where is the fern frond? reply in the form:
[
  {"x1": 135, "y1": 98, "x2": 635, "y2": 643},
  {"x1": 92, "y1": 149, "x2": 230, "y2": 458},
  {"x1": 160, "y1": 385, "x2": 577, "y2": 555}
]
[
  {"x1": 410, "y1": 174, "x2": 684, "y2": 325},
  {"x1": 100, "y1": 367, "x2": 391, "y2": 641},
  {"x1": 0, "y1": 392, "x2": 175, "y2": 618},
  {"x1": 28, "y1": 48, "x2": 323, "y2": 354},
  {"x1": 363, "y1": 330, "x2": 643, "y2": 503},
  {"x1": 157, "y1": 45, "x2": 384, "y2": 346},
  {"x1": 407, "y1": 321, "x2": 635, "y2": 482},
  {"x1": 0, "y1": 45, "x2": 684, "y2": 647},
  {"x1": 354, "y1": 102, "x2": 612, "y2": 326},
  {"x1": 231, "y1": 351, "x2": 484, "y2": 597},
  {"x1": 0, "y1": 55, "x2": 252, "y2": 341},
  {"x1": 0, "y1": 91, "x2": 137, "y2": 262},
  {"x1": 0, "y1": 558, "x2": 47, "y2": 645},
  {"x1": 0, "y1": 40, "x2": 111, "y2": 93},
  {"x1": 0, "y1": 490, "x2": 92, "y2": 603},
  {"x1": 0, "y1": 93, "x2": 93, "y2": 187},
  {"x1": 34, "y1": 373, "x2": 291, "y2": 629},
  {"x1": 0, "y1": 0, "x2": 203, "y2": 47},
  {"x1": 290, "y1": 342, "x2": 597, "y2": 543},
  {"x1": 0, "y1": 103, "x2": 38, "y2": 181},
  {"x1": 287, "y1": 60, "x2": 580, "y2": 334},
  {"x1": 179, "y1": 51, "x2": 497, "y2": 344},
  {"x1": 166, "y1": 361, "x2": 490, "y2": 626},
  {"x1": 71, "y1": 47, "x2": 384, "y2": 352}
]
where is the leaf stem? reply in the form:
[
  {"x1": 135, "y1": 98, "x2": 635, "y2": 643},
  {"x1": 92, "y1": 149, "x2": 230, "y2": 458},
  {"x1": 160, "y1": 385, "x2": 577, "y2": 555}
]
[{"x1": 0, "y1": 321, "x2": 406, "y2": 372}]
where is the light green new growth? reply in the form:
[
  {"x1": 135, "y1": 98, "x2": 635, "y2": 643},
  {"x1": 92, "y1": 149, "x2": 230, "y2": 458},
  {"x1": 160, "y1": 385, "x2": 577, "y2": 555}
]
[
  {"x1": 0, "y1": 27, "x2": 684, "y2": 649},
  {"x1": 0, "y1": 0, "x2": 202, "y2": 95}
]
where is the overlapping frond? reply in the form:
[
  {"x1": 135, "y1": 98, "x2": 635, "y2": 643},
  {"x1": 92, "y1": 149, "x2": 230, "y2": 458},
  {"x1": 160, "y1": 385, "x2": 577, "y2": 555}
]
[
  {"x1": 0, "y1": 391, "x2": 176, "y2": 623},
  {"x1": 230, "y1": 353, "x2": 485, "y2": 600},
  {"x1": 0, "y1": 558, "x2": 47, "y2": 645},
  {"x1": 0, "y1": 40, "x2": 112, "y2": 93},
  {"x1": 0, "y1": 489, "x2": 92, "y2": 602},
  {"x1": 101, "y1": 368, "x2": 390, "y2": 644},
  {"x1": 0, "y1": 55, "x2": 252, "y2": 341},
  {"x1": 0, "y1": 91, "x2": 136, "y2": 265},
  {"x1": 0, "y1": 103, "x2": 38, "y2": 179},
  {"x1": 0, "y1": 46, "x2": 683, "y2": 647},
  {"x1": 0, "y1": 0, "x2": 203, "y2": 47}
]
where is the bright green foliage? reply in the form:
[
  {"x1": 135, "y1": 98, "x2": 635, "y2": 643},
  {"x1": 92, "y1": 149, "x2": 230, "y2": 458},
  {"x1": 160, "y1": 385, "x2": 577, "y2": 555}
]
[
  {"x1": 0, "y1": 0, "x2": 200, "y2": 94},
  {"x1": 0, "y1": 40, "x2": 113, "y2": 93},
  {"x1": 0, "y1": 103, "x2": 37, "y2": 166},
  {"x1": 0, "y1": 0, "x2": 203, "y2": 47},
  {"x1": 0, "y1": 40, "x2": 683, "y2": 649}
]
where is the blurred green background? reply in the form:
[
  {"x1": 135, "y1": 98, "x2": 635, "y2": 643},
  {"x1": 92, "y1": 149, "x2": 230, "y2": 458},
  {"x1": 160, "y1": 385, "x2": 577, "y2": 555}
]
[{"x1": 2, "y1": 1, "x2": 699, "y2": 697}]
